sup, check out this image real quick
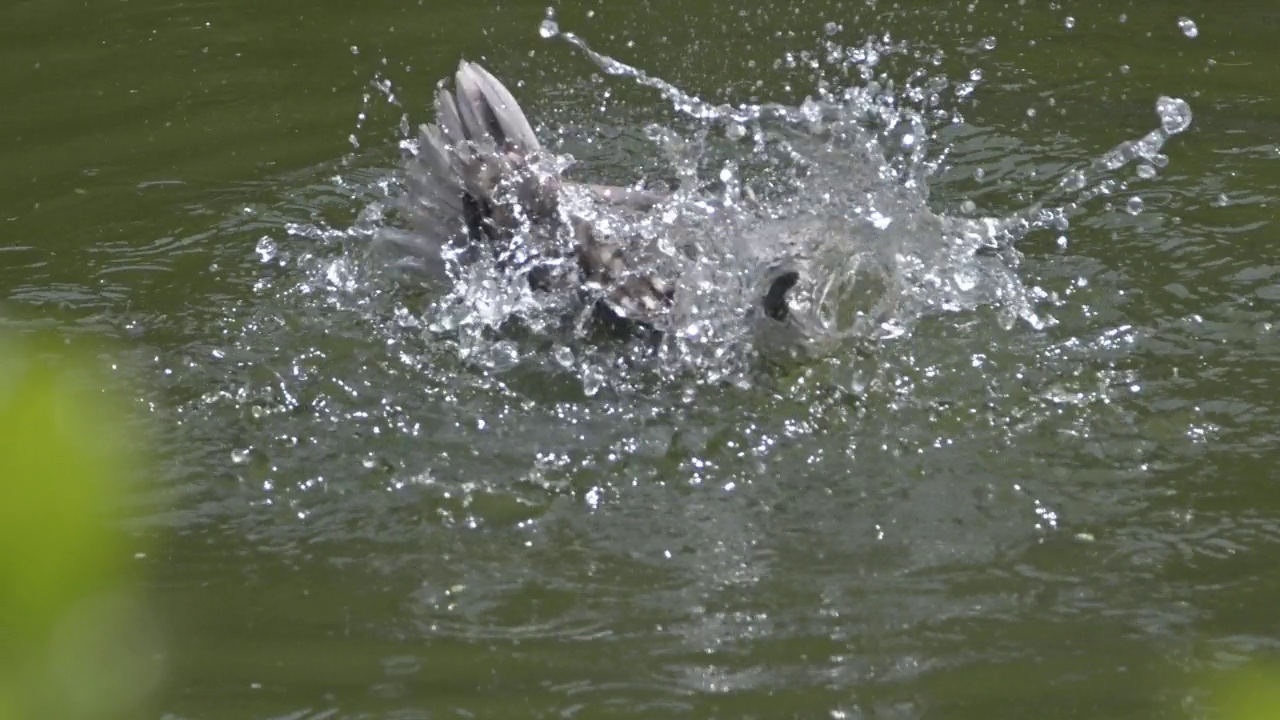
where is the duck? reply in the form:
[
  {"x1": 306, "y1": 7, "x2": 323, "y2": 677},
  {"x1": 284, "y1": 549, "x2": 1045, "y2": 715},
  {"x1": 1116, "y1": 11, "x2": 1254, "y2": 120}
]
[{"x1": 376, "y1": 60, "x2": 802, "y2": 342}]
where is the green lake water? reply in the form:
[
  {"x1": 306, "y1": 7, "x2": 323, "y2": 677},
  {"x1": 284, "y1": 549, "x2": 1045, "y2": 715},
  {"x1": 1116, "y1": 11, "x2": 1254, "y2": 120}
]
[{"x1": 3, "y1": 0, "x2": 1279, "y2": 718}]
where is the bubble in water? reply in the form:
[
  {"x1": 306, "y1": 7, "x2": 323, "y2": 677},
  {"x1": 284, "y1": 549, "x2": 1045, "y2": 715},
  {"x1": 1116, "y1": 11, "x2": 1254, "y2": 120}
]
[
  {"x1": 230, "y1": 448, "x2": 251, "y2": 465},
  {"x1": 969, "y1": 68, "x2": 983, "y2": 81},
  {"x1": 1136, "y1": 163, "x2": 1157, "y2": 179},
  {"x1": 979, "y1": 36, "x2": 997, "y2": 51},
  {"x1": 824, "y1": 21, "x2": 841, "y2": 36},
  {"x1": 490, "y1": 340, "x2": 521, "y2": 371},
  {"x1": 1178, "y1": 17, "x2": 1199, "y2": 38},
  {"x1": 1126, "y1": 196, "x2": 1145, "y2": 215},
  {"x1": 1156, "y1": 96, "x2": 1193, "y2": 135},
  {"x1": 1064, "y1": 16, "x2": 1076, "y2": 30},
  {"x1": 552, "y1": 344, "x2": 575, "y2": 369}
]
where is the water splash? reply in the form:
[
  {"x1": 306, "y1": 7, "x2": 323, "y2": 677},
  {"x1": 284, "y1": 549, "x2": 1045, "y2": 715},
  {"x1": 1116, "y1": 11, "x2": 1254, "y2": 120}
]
[
  {"x1": 158, "y1": 16, "x2": 1206, "y2": 575},
  {"x1": 996, "y1": 95, "x2": 1193, "y2": 242},
  {"x1": 274, "y1": 23, "x2": 1193, "y2": 405}
]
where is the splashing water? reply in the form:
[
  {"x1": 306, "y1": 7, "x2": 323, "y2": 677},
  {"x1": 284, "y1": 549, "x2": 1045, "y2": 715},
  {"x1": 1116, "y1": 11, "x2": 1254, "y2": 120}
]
[
  {"x1": 272, "y1": 22, "x2": 1192, "y2": 404},
  {"x1": 168, "y1": 17, "x2": 1204, "y2": 556}
]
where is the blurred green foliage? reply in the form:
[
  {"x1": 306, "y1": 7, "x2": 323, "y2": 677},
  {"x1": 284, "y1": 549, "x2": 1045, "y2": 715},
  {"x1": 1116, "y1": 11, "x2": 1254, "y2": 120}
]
[
  {"x1": 1215, "y1": 662, "x2": 1280, "y2": 720},
  {"x1": 0, "y1": 333, "x2": 159, "y2": 720}
]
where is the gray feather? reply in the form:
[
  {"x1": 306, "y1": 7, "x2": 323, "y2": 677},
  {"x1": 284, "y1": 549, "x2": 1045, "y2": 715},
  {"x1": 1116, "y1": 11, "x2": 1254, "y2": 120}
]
[{"x1": 384, "y1": 60, "x2": 802, "y2": 339}]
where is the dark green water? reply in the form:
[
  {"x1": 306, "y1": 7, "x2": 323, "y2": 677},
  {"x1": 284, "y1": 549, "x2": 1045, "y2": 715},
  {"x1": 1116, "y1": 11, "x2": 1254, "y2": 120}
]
[{"x1": 3, "y1": 0, "x2": 1280, "y2": 718}]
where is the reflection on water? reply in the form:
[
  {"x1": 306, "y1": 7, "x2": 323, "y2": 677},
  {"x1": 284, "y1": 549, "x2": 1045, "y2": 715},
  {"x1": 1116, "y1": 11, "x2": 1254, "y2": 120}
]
[{"x1": 5, "y1": 0, "x2": 1277, "y2": 717}]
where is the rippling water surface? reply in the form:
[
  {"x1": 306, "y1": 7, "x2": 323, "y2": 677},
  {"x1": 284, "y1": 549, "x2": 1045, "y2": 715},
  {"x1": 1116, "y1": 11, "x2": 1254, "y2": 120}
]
[{"x1": 3, "y1": 0, "x2": 1279, "y2": 717}]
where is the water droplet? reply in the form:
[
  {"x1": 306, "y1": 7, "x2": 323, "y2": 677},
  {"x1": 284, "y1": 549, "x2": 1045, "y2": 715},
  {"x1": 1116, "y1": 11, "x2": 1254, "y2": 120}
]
[
  {"x1": 959, "y1": 200, "x2": 977, "y2": 214},
  {"x1": 1056, "y1": 235, "x2": 1069, "y2": 249},
  {"x1": 350, "y1": 45, "x2": 360, "y2": 56},
  {"x1": 1178, "y1": 17, "x2": 1199, "y2": 38},
  {"x1": 823, "y1": 21, "x2": 841, "y2": 36},
  {"x1": 1126, "y1": 196, "x2": 1144, "y2": 215},
  {"x1": 969, "y1": 68, "x2": 983, "y2": 81},
  {"x1": 230, "y1": 448, "x2": 250, "y2": 465},
  {"x1": 979, "y1": 36, "x2": 997, "y2": 51},
  {"x1": 1156, "y1": 96, "x2": 1193, "y2": 135},
  {"x1": 1064, "y1": 16, "x2": 1076, "y2": 30},
  {"x1": 1061, "y1": 169, "x2": 1087, "y2": 191},
  {"x1": 974, "y1": 167, "x2": 986, "y2": 181},
  {"x1": 799, "y1": 96, "x2": 821, "y2": 123},
  {"x1": 255, "y1": 236, "x2": 277, "y2": 262},
  {"x1": 1213, "y1": 193, "x2": 1229, "y2": 207},
  {"x1": 1136, "y1": 163, "x2": 1157, "y2": 179},
  {"x1": 581, "y1": 365, "x2": 604, "y2": 397},
  {"x1": 997, "y1": 307, "x2": 1016, "y2": 330},
  {"x1": 538, "y1": 8, "x2": 559, "y2": 39},
  {"x1": 1119, "y1": 64, "x2": 1131, "y2": 75}
]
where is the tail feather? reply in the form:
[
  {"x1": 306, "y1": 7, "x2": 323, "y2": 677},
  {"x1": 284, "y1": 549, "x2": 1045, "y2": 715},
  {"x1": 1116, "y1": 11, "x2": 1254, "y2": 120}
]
[
  {"x1": 432, "y1": 88, "x2": 466, "y2": 145},
  {"x1": 387, "y1": 60, "x2": 694, "y2": 338},
  {"x1": 457, "y1": 62, "x2": 541, "y2": 153},
  {"x1": 397, "y1": 60, "x2": 557, "y2": 248}
]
